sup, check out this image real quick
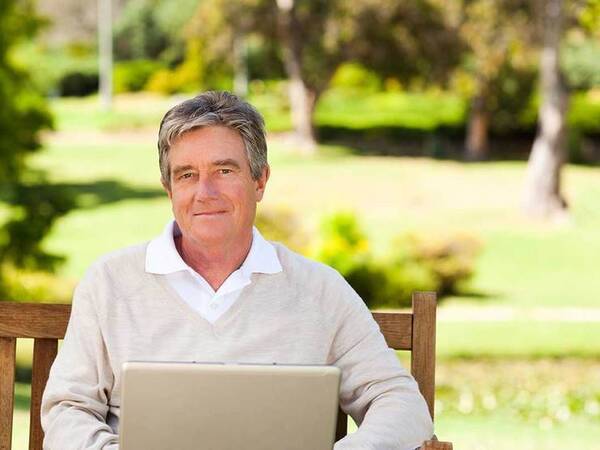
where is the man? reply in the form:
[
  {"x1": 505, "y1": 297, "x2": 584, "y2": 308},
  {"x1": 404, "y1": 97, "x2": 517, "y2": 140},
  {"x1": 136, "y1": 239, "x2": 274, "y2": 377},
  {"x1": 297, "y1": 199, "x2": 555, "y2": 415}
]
[{"x1": 41, "y1": 91, "x2": 433, "y2": 449}]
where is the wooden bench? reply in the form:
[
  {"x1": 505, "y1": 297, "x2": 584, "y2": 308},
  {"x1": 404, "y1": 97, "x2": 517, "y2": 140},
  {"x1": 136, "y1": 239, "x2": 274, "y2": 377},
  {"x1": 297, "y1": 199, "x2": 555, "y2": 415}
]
[{"x1": 0, "y1": 292, "x2": 452, "y2": 450}]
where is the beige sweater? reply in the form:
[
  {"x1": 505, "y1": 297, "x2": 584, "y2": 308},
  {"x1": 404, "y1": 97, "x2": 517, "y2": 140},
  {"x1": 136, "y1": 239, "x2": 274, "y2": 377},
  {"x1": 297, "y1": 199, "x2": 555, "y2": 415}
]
[{"x1": 41, "y1": 242, "x2": 433, "y2": 450}]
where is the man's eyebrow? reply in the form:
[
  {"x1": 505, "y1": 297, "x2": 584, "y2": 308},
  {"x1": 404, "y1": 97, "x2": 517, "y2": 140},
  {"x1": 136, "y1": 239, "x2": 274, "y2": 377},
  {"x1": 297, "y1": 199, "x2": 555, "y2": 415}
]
[
  {"x1": 171, "y1": 164, "x2": 195, "y2": 176},
  {"x1": 212, "y1": 159, "x2": 241, "y2": 169}
]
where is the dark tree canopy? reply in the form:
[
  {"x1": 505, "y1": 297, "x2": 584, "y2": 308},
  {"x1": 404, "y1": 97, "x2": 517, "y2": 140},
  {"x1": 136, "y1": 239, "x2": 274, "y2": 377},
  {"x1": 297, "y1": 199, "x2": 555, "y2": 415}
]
[
  {"x1": 189, "y1": 0, "x2": 463, "y2": 150},
  {"x1": 0, "y1": 0, "x2": 72, "y2": 276}
]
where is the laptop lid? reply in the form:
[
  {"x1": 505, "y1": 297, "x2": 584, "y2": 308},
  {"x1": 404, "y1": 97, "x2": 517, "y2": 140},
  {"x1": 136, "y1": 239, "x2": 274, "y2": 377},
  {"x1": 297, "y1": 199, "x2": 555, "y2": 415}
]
[{"x1": 119, "y1": 362, "x2": 341, "y2": 450}]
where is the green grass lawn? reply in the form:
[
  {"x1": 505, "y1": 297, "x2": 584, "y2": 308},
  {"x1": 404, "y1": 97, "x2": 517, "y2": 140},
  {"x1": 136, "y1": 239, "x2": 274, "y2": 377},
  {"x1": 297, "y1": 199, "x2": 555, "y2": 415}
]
[
  {"x1": 30, "y1": 123, "x2": 600, "y2": 312},
  {"x1": 19, "y1": 95, "x2": 600, "y2": 361}
]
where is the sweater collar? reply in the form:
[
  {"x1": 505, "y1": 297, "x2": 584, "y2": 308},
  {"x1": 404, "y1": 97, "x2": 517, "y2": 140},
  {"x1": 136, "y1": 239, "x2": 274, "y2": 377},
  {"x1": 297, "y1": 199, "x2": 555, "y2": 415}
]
[{"x1": 145, "y1": 220, "x2": 282, "y2": 277}]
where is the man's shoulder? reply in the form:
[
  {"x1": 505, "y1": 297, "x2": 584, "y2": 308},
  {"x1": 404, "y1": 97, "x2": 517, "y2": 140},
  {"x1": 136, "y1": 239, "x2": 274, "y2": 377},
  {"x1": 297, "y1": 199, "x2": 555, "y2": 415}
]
[
  {"x1": 268, "y1": 241, "x2": 368, "y2": 316},
  {"x1": 271, "y1": 242, "x2": 334, "y2": 273},
  {"x1": 269, "y1": 242, "x2": 347, "y2": 288},
  {"x1": 82, "y1": 241, "x2": 150, "y2": 285}
]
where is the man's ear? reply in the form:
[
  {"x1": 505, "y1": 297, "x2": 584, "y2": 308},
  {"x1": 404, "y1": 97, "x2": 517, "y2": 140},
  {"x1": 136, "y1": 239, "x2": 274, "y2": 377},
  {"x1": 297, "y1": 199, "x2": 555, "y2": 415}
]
[{"x1": 255, "y1": 165, "x2": 270, "y2": 202}]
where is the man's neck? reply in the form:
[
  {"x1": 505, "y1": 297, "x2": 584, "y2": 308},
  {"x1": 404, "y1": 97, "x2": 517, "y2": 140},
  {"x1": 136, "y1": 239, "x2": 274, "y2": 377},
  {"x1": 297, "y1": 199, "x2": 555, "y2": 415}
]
[{"x1": 174, "y1": 231, "x2": 253, "y2": 291}]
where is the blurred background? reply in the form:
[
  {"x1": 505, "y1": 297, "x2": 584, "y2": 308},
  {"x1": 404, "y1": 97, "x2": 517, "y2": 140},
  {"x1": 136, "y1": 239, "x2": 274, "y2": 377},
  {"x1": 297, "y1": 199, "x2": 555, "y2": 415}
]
[{"x1": 1, "y1": 0, "x2": 599, "y2": 448}]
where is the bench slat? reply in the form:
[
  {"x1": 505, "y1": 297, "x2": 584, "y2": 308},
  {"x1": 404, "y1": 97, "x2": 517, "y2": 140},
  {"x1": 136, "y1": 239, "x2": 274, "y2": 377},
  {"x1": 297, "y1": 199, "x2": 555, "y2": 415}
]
[
  {"x1": 0, "y1": 303, "x2": 71, "y2": 339},
  {"x1": 372, "y1": 312, "x2": 412, "y2": 350},
  {"x1": 29, "y1": 339, "x2": 58, "y2": 450},
  {"x1": 1, "y1": 336, "x2": 17, "y2": 450},
  {"x1": 411, "y1": 292, "x2": 437, "y2": 420}
]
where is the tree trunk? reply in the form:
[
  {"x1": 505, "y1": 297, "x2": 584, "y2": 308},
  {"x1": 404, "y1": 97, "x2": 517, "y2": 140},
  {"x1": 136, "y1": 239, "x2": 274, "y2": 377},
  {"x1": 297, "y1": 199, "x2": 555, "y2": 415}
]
[
  {"x1": 276, "y1": 0, "x2": 318, "y2": 153},
  {"x1": 97, "y1": 0, "x2": 113, "y2": 111},
  {"x1": 523, "y1": 0, "x2": 569, "y2": 220},
  {"x1": 232, "y1": 31, "x2": 248, "y2": 97},
  {"x1": 465, "y1": 87, "x2": 490, "y2": 161},
  {"x1": 465, "y1": 101, "x2": 490, "y2": 161}
]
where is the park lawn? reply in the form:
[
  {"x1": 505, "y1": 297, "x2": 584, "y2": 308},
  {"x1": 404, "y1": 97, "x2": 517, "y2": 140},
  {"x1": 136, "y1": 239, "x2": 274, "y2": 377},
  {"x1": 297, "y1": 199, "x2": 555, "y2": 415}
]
[
  {"x1": 14, "y1": 113, "x2": 600, "y2": 369},
  {"x1": 29, "y1": 130, "x2": 600, "y2": 310},
  {"x1": 437, "y1": 321, "x2": 600, "y2": 359},
  {"x1": 433, "y1": 414, "x2": 600, "y2": 450}
]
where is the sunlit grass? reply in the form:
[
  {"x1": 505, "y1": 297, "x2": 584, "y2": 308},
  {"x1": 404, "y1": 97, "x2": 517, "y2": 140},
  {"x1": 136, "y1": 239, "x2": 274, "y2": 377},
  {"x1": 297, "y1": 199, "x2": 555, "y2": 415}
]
[{"x1": 27, "y1": 127, "x2": 600, "y2": 313}]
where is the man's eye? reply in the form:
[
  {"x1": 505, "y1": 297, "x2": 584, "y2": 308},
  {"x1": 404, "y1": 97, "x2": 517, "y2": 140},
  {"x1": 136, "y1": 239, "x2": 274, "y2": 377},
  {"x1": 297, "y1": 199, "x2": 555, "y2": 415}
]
[
  {"x1": 179, "y1": 172, "x2": 193, "y2": 180},
  {"x1": 219, "y1": 169, "x2": 233, "y2": 174}
]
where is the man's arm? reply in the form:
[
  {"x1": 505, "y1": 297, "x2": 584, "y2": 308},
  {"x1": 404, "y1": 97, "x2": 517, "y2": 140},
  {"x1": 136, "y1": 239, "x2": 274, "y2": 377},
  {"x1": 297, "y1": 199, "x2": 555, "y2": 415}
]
[
  {"x1": 41, "y1": 276, "x2": 118, "y2": 450},
  {"x1": 329, "y1": 277, "x2": 434, "y2": 450}
]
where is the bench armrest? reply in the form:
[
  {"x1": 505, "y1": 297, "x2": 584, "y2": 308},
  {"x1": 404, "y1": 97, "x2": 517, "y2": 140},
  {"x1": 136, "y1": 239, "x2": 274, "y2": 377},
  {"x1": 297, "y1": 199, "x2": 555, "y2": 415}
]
[{"x1": 421, "y1": 439, "x2": 453, "y2": 449}]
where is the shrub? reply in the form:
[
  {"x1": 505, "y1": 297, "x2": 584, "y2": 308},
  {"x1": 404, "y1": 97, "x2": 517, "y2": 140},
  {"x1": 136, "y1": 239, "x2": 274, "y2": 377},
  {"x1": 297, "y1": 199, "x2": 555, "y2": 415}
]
[
  {"x1": 563, "y1": 38, "x2": 600, "y2": 91},
  {"x1": 313, "y1": 212, "x2": 481, "y2": 308},
  {"x1": 57, "y1": 70, "x2": 99, "y2": 97},
  {"x1": 330, "y1": 63, "x2": 383, "y2": 93},
  {"x1": 390, "y1": 232, "x2": 481, "y2": 298},
  {"x1": 314, "y1": 212, "x2": 371, "y2": 274},
  {"x1": 145, "y1": 39, "x2": 204, "y2": 94},
  {"x1": 0, "y1": 264, "x2": 74, "y2": 303},
  {"x1": 255, "y1": 207, "x2": 309, "y2": 254},
  {"x1": 114, "y1": 59, "x2": 164, "y2": 93}
]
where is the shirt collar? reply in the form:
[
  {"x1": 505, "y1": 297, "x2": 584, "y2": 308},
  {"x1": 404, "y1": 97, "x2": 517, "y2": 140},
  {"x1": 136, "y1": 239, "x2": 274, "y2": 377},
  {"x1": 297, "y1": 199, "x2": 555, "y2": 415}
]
[{"x1": 145, "y1": 220, "x2": 282, "y2": 277}]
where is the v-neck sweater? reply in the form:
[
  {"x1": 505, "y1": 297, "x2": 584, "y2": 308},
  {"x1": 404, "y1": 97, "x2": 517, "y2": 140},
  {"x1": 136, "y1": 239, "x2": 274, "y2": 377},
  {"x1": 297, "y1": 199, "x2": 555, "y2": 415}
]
[{"x1": 41, "y1": 242, "x2": 433, "y2": 450}]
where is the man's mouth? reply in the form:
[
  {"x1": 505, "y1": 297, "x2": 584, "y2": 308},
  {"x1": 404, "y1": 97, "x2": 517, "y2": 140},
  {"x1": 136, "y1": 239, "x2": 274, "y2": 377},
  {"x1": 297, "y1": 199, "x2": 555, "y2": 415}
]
[{"x1": 193, "y1": 211, "x2": 227, "y2": 216}]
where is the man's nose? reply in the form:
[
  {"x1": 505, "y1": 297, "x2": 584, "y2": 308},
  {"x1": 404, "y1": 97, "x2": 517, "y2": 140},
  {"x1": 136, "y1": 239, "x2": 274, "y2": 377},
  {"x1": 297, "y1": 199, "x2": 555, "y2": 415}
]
[{"x1": 193, "y1": 174, "x2": 219, "y2": 200}]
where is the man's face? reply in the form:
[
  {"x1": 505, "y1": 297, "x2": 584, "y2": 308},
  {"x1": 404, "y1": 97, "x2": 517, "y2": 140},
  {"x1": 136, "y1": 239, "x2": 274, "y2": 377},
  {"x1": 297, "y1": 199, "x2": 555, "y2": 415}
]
[{"x1": 164, "y1": 125, "x2": 269, "y2": 248}]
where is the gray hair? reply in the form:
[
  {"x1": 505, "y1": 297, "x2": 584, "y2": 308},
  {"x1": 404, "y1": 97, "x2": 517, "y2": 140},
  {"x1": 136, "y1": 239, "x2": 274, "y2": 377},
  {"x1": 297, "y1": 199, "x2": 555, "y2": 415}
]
[{"x1": 158, "y1": 91, "x2": 268, "y2": 186}]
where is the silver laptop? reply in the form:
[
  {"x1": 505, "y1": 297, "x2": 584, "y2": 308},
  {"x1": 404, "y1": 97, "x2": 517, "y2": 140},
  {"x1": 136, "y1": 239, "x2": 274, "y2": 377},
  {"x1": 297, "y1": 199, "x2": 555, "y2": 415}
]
[{"x1": 119, "y1": 361, "x2": 341, "y2": 450}]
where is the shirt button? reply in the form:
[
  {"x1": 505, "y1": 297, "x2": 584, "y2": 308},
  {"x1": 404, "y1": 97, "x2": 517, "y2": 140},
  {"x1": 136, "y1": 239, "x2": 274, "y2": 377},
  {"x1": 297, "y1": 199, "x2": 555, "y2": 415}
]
[{"x1": 210, "y1": 303, "x2": 218, "y2": 310}]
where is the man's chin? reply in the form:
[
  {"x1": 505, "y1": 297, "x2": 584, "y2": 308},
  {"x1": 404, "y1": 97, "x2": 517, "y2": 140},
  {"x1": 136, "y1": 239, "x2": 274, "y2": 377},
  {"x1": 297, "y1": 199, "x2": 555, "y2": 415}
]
[{"x1": 184, "y1": 227, "x2": 234, "y2": 247}]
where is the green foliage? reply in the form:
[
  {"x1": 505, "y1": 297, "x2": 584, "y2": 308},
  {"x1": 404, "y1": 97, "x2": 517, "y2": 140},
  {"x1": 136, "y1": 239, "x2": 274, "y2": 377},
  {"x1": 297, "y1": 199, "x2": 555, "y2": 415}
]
[
  {"x1": 577, "y1": 0, "x2": 600, "y2": 35},
  {"x1": 114, "y1": 59, "x2": 164, "y2": 93},
  {"x1": 0, "y1": 264, "x2": 74, "y2": 303},
  {"x1": 315, "y1": 88, "x2": 466, "y2": 131},
  {"x1": 315, "y1": 212, "x2": 371, "y2": 274},
  {"x1": 145, "y1": 39, "x2": 204, "y2": 94},
  {"x1": 568, "y1": 91, "x2": 600, "y2": 134},
  {"x1": 57, "y1": 71, "x2": 99, "y2": 97},
  {"x1": 190, "y1": 0, "x2": 462, "y2": 96},
  {"x1": 330, "y1": 63, "x2": 383, "y2": 93},
  {"x1": 313, "y1": 212, "x2": 480, "y2": 308},
  {"x1": 487, "y1": 62, "x2": 538, "y2": 134},
  {"x1": 114, "y1": 0, "x2": 201, "y2": 64},
  {"x1": 1, "y1": 182, "x2": 75, "y2": 271},
  {"x1": 13, "y1": 43, "x2": 98, "y2": 96},
  {"x1": 562, "y1": 38, "x2": 600, "y2": 90},
  {"x1": 0, "y1": 0, "x2": 71, "y2": 289},
  {"x1": 391, "y1": 233, "x2": 481, "y2": 296},
  {"x1": 255, "y1": 208, "x2": 309, "y2": 254},
  {"x1": 113, "y1": 0, "x2": 171, "y2": 61}
]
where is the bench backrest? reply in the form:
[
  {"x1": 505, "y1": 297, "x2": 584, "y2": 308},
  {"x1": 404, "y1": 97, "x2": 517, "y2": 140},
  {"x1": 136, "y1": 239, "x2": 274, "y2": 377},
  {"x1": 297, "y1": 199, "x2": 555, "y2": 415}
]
[{"x1": 0, "y1": 291, "x2": 438, "y2": 450}]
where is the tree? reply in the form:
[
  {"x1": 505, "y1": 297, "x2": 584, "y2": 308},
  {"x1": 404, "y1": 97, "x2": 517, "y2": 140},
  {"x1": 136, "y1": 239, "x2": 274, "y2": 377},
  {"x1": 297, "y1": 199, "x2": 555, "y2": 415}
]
[
  {"x1": 523, "y1": 0, "x2": 570, "y2": 219},
  {"x1": 440, "y1": 0, "x2": 536, "y2": 160},
  {"x1": 0, "y1": 0, "x2": 71, "y2": 293},
  {"x1": 190, "y1": 0, "x2": 462, "y2": 152}
]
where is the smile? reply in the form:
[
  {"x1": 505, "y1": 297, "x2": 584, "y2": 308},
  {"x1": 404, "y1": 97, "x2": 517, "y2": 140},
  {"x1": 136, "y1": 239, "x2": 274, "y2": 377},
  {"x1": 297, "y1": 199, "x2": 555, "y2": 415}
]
[{"x1": 193, "y1": 211, "x2": 227, "y2": 216}]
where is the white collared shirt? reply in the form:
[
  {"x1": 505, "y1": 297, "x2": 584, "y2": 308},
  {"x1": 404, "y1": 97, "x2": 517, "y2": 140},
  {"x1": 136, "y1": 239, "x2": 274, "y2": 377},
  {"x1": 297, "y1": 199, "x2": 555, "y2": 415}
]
[{"x1": 145, "y1": 220, "x2": 282, "y2": 323}]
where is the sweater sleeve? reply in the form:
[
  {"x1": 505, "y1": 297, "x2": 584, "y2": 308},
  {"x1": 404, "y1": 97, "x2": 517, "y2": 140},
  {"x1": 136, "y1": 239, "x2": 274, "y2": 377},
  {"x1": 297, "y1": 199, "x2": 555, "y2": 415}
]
[
  {"x1": 330, "y1": 278, "x2": 434, "y2": 450},
  {"x1": 41, "y1": 273, "x2": 119, "y2": 450}
]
